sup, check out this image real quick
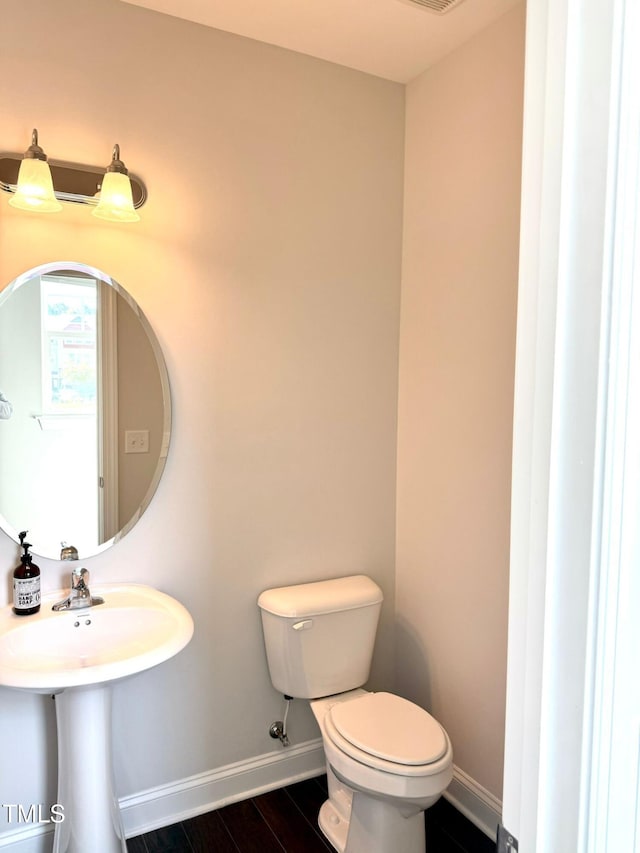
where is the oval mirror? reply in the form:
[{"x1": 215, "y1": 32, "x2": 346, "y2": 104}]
[{"x1": 0, "y1": 262, "x2": 171, "y2": 559}]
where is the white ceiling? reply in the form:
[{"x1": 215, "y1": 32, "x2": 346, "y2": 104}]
[{"x1": 120, "y1": 0, "x2": 521, "y2": 83}]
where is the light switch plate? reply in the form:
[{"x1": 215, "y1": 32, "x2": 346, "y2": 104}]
[{"x1": 125, "y1": 430, "x2": 149, "y2": 454}]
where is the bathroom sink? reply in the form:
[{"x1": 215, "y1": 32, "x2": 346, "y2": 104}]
[
  {"x1": 0, "y1": 583, "x2": 194, "y2": 691},
  {"x1": 0, "y1": 582, "x2": 194, "y2": 852}
]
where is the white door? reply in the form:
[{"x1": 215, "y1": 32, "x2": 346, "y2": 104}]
[{"x1": 502, "y1": 1, "x2": 640, "y2": 850}]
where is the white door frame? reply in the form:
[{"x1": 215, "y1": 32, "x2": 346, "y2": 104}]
[
  {"x1": 97, "y1": 282, "x2": 119, "y2": 544},
  {"x1": 503, "y1": 0, "x2": 640, "y2": 850}
]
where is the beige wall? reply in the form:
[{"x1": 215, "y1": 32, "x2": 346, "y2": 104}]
[
  {"x1": 0, "y1": 0, "x2": 403, "y2": 829},
  {"x1": 396, "y1": 5, "x2": 525, "y2": 799}
]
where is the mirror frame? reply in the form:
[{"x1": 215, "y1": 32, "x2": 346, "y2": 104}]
[{"x1": 0, "y1": 261, "x2": 171, "y2": 559}]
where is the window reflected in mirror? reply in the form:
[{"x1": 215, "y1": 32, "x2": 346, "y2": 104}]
[{"x1": 41, "y1": 275, "x2": 97, "y2": 415}]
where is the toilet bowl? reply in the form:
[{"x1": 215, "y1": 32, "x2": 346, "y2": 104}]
[
  {"x1": 257, "y1": 575, "x2": 454, "y2": 853},
  {"x1": 311, "y1": 689, "x2": 453, "y2": 853}
]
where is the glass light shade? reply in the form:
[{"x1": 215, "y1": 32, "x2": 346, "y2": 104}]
[
  {"x1": 92, "y1": 172, "x2": 140, "y2": 222},
  {"x1": 9, "y1": 158, "x2": 62, "y2": 213}
]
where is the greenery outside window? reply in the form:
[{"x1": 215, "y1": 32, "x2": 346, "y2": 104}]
[{"x1": 40, "y1": 275, "x2": 97, "y2": 416}]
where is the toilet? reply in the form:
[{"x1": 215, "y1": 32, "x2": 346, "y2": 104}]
[{"x1": 257, "y1": 575, "x2": 453, "y2": 853}]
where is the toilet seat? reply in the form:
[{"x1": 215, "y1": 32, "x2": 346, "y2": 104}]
[{"x1": 325, "y1": 692, "x2": 449, "y2": 777}]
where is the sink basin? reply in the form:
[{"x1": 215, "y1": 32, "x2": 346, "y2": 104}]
[{"x1": 0, "y1": 583, "x2": 194, "y2": 691}]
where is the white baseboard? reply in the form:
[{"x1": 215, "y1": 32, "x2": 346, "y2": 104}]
[
  {"x1": 120, "y1": 737, "x2": 325, "y2": 835},
  {"x1": 0, "y1": 738, "x2": 325, "y2": 853},
  {"x1": 0, "y1": 823, "x2": 50, "y2": 853},
  {"x1": 444, "y1": 764, "x2": 503, "y2": 841}
]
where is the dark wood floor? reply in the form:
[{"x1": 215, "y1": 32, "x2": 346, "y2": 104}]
[{"x1": 127, "y1": 775, "x2": 495, "y2": 853}]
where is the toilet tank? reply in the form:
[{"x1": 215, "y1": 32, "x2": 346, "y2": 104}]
[{"x1": 257, "y1": 575, "x2": 383, "y2": 699}]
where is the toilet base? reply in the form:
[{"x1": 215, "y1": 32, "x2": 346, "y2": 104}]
[
  {"x1": 319, "y1": 800, "x2": 349, "y2": 852},
  {"x1": 318, "y1": 789, "x2": 426, "y2": 853}
]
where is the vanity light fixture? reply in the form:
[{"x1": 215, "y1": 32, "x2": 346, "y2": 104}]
[
  {"x1": 1, "y1": 132, "x2": 146, "y2": 221},
  {"x1": 9, "y1": 129, "x2": 62, "y2": 213},
  {"x1": 92, "y1": 144, "x2": 140, "y2": 223}
]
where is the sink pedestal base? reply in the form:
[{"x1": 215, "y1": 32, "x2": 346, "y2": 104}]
[{"x1": 53, "y1": 685, "x2": 127, "y2": 853}]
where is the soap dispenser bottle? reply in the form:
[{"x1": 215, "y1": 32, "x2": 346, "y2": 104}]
[{"x1": 13, "y1": 531, "x2": 41, "y2": 616}]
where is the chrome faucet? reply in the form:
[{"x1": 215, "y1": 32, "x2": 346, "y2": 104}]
[{"x1": 52, "y1": 567, "x2": 104, "y2": 611}]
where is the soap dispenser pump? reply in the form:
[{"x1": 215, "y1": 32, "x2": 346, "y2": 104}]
[{"x1": 13, "y1": 531, "x2": 41, "y2": 616}]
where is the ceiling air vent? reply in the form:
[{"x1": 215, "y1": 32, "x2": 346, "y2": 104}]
[{"x1": 405, "y1": 0, "x2": 468, "y2": 14}]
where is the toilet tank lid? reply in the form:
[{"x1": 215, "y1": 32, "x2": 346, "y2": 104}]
[{"x1": 257, "y1": 575, "x2": 383, "y2": 618}]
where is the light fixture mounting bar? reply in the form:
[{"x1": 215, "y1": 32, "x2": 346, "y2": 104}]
[{"x1": 0, "y1": 153, "x2": 146, "y2": 208}]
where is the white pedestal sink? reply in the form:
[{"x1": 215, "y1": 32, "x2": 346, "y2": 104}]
[{"x1": 0, "y1": 584, "x2": 194, "y2": 853}]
